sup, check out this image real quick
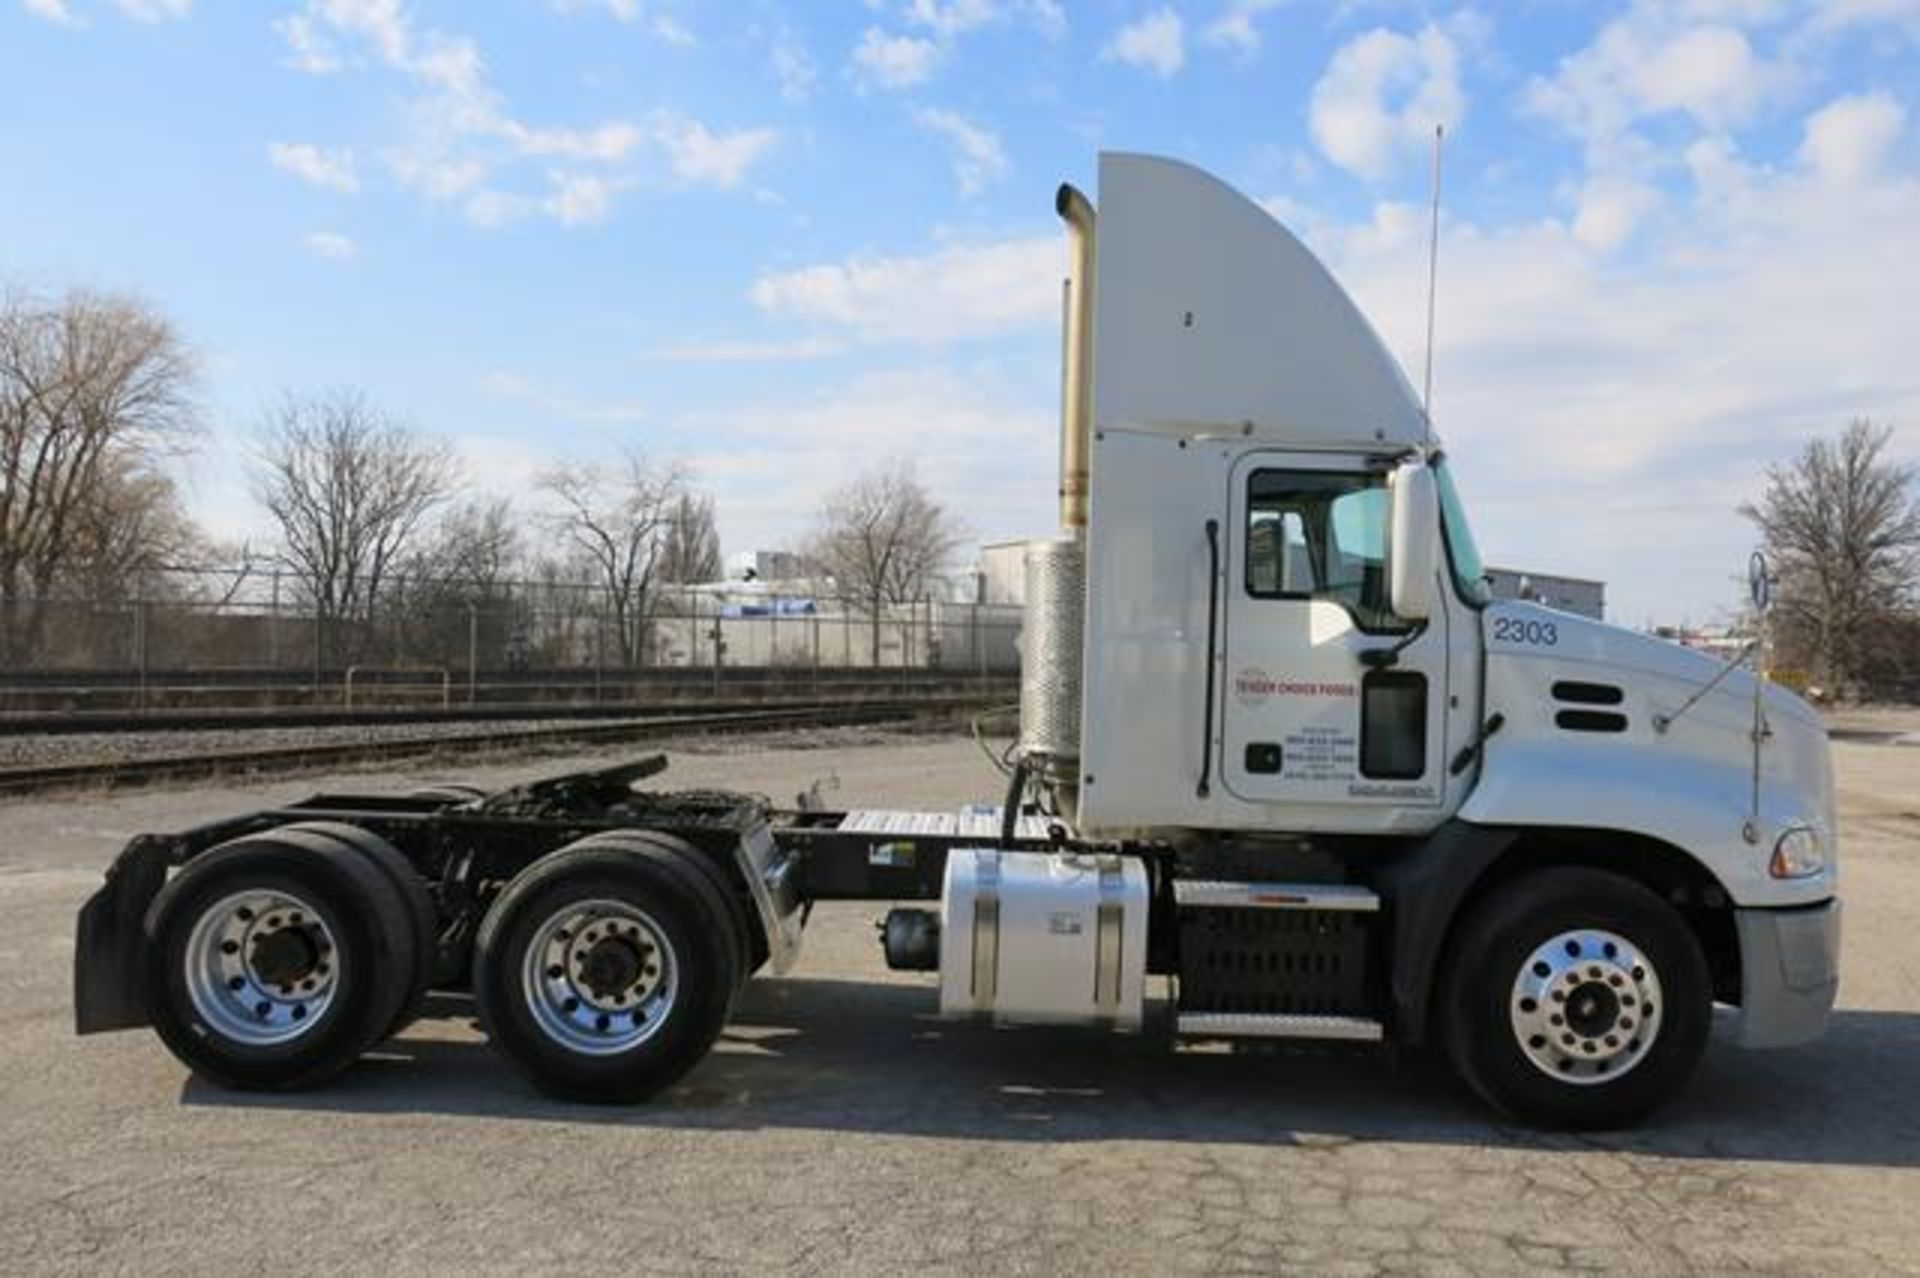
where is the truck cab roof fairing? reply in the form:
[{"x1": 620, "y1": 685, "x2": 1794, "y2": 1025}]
[{"x1": 1092, "y1": 152, "x2": 1427, "y2": 449}]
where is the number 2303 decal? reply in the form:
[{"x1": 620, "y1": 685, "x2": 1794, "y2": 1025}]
[{"x1": 1492, "y1": 616, "x2": 1559, "y2": 646}]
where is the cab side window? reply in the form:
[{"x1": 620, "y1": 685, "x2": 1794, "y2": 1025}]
[{"x1": 1245, "y1": 470, "x2": 1405, "y2": 632}]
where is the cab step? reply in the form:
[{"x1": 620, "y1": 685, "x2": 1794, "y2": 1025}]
[
  {"x1": 1172, "y1": 880, "x2": 1380, "y2": 912},
  {"x1": 1176, "y1": 1012, "x2": 1385, "y2": 1042}
]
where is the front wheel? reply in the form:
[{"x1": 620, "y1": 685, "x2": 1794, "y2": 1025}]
[{"x1": 1439, "y1": 866, "x2": 1712, "y2": 1129}]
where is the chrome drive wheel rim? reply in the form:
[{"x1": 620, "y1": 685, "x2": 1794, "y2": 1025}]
[
  {"x1": 521, "y1": 899, "x2": 677, "y2": 1056},
  {"x1": 184, "y1": 889, "x2": 340, "y2": 1047},
  {"x1": 1510, "y1": 928, "x2": 1663, "y2": 1085}
]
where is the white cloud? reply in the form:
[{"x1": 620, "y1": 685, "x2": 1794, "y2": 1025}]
[
  {"x1": 902, "y1": 0, "x2": 1067, "y2": 40},
  {"x1": 1103, "y1": 7, "x2": 1185, "y2": 78},
  {"x1": 267, "y1": 142, "x2": 360, "y2": 192},
  {"x1": 275, "y1": 12, "x2": 341, "y2": 71},
  {"x1": 1204, "y1": 0, "x2": 1285, "y2": 57},
  {"x1": 1309, "y1": 22, "x2": 1462, "y2": 181},
  {"x1": 504, "y1": 121, "x2": 644, "y2": 163},
  {"x1": 543, "y1": 171, "x2": 625, "y2": 226},
  {"x1": 23, "y1": 0, "x2": 193, "y2": 24},
  {"x1": 751, "y1": 234, "x2": 1058, "y2": 344},
  {"x1": 1277, "y1": 121, "x2": 1920, "y2": 622},
  {"x1": 904, "y1": 0, "x2": 998, "y2": 39},
  {"x1": 23, "y1": 0, "x2": 80, "y2": 24},
  {"x1": 272, "y1": 2, "x2": 775, "y2": 225},
  {"x1": 652, "y1": 13, "x2": 694, "y2": 46},
  {"x1": 479, "y1": 370, "x2": 648, "y2": 426},
  {"x1": 549, "y1": 0, "x2": 642, "y2": 19},
  {"x1": 1571, "y1": 175, "x2": 1661, "y2": 251},
  {"x1": 1026, "y1": 0, "x2": 1066, "y2": 39},
  {"x1": 852, "y1": 26, "x2": 940, "y2": 89},
  {"x1": 645, "y1": 337, "x2": 848, "y2": 363},
  {"x1": 113, "y1": 0, "x2": 189, "y2": 19},
  {"x1": 913, "y1": 107, "x2": 1007, "y2": 196},
  {"x1": 670, "y1": 365, "x2": 1056, "y2": 557},
  {"x1": 1527, "y1": 9, "x2": 1783, "y2": 149},
  {"x1": 655, "y1": 116, "x2": 779, "y2": 189},
  {"x1": 1799, "y1": 91, "x2": 1907, "y2": 184},
  {"x1": 300, "y1": 230, "x2": 357, "y2": 260},
  {"x1": 770, "y1": 36, "x2": 817, "y2": 103}
]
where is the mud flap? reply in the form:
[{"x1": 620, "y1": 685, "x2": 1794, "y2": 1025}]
[{"x1": 73, "y1": 839, "x2": 169, "y2": 1034}]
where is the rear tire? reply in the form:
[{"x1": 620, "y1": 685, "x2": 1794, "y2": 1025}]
[
  {"x1": 408, "y1": 783, "x2": 487, "y2": 807},
  {"x1": 280, "y1": 821, "x2": 435, "y2": 1035},
  {"x1": 143, "y1": 832, "x2": 410, "y2": 1090},
  {"x1": 473, "y1": 840, "x2": 741, "y2": 1103},
  {"x1": 573, "y1": 829, "x2": 756, "y2": 983},
  {"x1": 1439, "y1": 866, "x2": 1711, "y2": 1129}
]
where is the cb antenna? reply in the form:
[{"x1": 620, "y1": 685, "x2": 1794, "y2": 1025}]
[{"x1": 1421, "y1": 123, "x2": 1445, "y2": 444}]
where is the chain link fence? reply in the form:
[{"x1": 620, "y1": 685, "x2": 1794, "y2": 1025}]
[{"x1": 0, "y1": 566, "x2": 1023, "y2": 713}]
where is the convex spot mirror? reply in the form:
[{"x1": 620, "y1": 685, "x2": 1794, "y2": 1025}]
[{"x1": 1389, "y1": 459, "x2": 1438, "y2": 621}]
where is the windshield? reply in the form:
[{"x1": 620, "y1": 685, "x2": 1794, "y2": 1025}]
[{"x1": 1434, "y1": 456, "x2": 1492, "y2": 606}]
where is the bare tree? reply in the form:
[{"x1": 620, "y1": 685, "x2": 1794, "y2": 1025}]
[
  {"x1": 252, "y1": 389, "x2": 459, "y2": 665},
  {"x1": 658, "y1": 491, "x2": 722, "y2": 584},
  {"x1": 1741, "y1": 419, "x2": 1920, "y2": 694},
  {"x1": 0, "y1": 288, "x2": 197, "y2": 663},
  {"x1": 537, "y1": 453, "x2": 694, "y2": 667},
  {"x1": 395, "y1": 496, "x2": 525, "y2": 667},
  {"x1": 806, "y1": 460, "x2": 961, "y2": 665}
]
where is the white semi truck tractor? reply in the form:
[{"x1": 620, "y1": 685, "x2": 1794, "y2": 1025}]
[{"x1": 73, "y1": 154, "x2": 1840, "y2": 1128}]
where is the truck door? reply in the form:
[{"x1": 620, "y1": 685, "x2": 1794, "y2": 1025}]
[{"x1": 1219, "y1": 452, "x2": 1448, "y2": 812}]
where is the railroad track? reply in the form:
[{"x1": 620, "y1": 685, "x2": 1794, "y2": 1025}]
[
  {"x1": 0, "y1": 700, "x2": 971, "y2": 797},
  {"x1": 0, "y1": 688, "x2": 1015, "y2": 737}
]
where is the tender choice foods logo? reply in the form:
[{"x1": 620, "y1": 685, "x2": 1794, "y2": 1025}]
[{"x1": 1233, "y1": 668, "x2": 1357, "y2": 708}]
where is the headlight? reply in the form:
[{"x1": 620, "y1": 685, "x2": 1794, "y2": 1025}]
[{"x1": 1770, "y1": 826, "x2": 1825, "y2": 879}]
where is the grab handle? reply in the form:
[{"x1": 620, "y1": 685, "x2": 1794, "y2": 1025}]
[{"x1": 1198, "y1": 518, "x2": 1221, "y2": 799}]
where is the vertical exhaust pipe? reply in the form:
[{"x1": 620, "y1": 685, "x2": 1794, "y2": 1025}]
[{"x1": 1056, "y1": 183, "x2": 1095, "y2": 531}]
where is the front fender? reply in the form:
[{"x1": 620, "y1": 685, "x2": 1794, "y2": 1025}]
[{"x1": 1458, "y1": 735, "x2": 1834, "y2": 908}]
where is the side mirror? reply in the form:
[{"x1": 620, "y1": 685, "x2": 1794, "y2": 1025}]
[{"x1": 1389, "y1": 460, "x2": 1438, "y2": 621}]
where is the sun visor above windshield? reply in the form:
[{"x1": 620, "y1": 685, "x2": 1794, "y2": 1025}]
[{"x1": 1092, "y1": 152, "x2": 1427, "y2": 450}]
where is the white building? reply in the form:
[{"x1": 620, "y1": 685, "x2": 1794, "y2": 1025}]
[{"x1": 1485, "y1": 567, "x2": 1606, "y2": 620}]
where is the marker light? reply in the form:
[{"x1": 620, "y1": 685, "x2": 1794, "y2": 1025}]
[{"x1": 1770, "y1": 827, "x2": 1825, "y2": 879}]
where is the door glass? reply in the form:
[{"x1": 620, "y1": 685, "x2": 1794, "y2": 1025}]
[{"x1": 1245, "y1": 470, "x2": 1405, "y2": 632}]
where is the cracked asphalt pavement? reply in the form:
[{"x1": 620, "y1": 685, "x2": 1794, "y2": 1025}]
[{"x1": 3, "y1": 731, "x2": 1917, "y2": 1274}]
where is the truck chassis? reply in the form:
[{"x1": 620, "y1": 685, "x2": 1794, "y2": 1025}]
[{"x1": 73, "y1": 752, "x2": 1763, "y2": 1126}]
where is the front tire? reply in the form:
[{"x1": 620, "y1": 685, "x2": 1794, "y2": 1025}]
[
  {"x1": 473, "y1": 840, "x2": 741, "y2": 1103},
  {"x1": 1439, "y1": 866, "x2": 1712, "y2": 1129}
]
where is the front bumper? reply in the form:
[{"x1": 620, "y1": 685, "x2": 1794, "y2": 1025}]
[{"x1": 1730, "y1": 899, "x2": 1841, "y2": 1049}]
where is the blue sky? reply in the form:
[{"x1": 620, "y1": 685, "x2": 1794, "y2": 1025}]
[{"x1": 3, "y1": 0, "x2": 1917, "y2": 625}]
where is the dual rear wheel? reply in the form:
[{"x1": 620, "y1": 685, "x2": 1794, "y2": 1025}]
[
  {"x1": 144, "y1": 823, "x2": 744, "y2": 1104},
  {"x1": 143, "y1": 822, "x2": 433, "y2": 1091},
  {"x1": 471, "y1": 831, "x2": 746, "y2": 1103}
]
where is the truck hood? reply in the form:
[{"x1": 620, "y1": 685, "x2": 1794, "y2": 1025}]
[
  {"x1": 1486, "y1": 601, "x2": 1822, "y2": 732},
  {"x1": 1473, "y1": 601, "x2": 1837, "y2": 908}
]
